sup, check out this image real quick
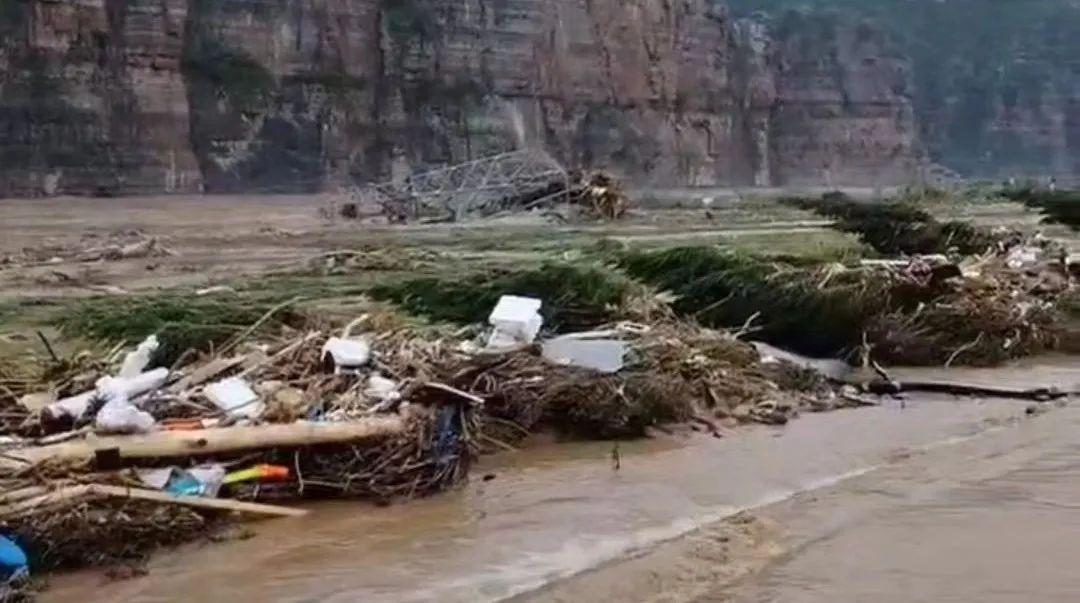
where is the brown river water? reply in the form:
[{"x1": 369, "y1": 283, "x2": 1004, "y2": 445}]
[{"x1": 44, "y1": 358, "x2": 1080, "y2": 603}]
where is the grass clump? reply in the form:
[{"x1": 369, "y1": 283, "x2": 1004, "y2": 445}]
[
  {"x1": 618, "y1": 246, "x2": 886, "y2": 358},
  {"x1": 786, "y1": 192, "x2": 997, "y2": 256},
  {"x1": 370, "y1": 262, "x2": 641, "y2": 331},
  {"x1": 1002, "y1": 188, "x2": 1080, "y2": 231},
  {"x1": 55, "y1": 293, "x2": 302, "y2": 366}
]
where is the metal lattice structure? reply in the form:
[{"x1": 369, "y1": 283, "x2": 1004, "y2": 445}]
[{"x1": 345, "y1": 149, "x2": 570, "y2": 221}]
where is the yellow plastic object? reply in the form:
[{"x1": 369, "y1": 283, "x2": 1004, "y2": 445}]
[{"x1": 223, "y1": 464, "x2": 290, "y2": 485}]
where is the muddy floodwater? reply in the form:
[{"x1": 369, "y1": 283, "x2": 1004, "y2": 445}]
[{"x1": 45, "y1": 360, "x2": 1079, "y2": 603}]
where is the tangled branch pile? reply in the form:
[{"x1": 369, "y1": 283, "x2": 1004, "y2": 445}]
[
  {"x1": 620, "y1": 242, "x2": 1076, "y2": 366},
  {"x1": 433, "y1": 322, "x2": 854, "y2": 439},
  {"x1": 0, "y1": 292, "x2": 852, "y2": 583},
  {"x1": 866, "y1": 248, "x2": 1072, "y2": 365},
  {"x1": 568, "y1": 171, "x2": 631, "y2": 220}
]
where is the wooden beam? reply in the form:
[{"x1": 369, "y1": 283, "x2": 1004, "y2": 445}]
[{"x1": 0, "y1": 415, "x2": 408, "y2": 472}]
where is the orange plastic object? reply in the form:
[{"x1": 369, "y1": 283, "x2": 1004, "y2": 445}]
[{"x1": 223, "y1": 464, "x2": 290, "y2": 485}]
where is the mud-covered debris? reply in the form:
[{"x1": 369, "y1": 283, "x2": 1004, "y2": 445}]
[
  {"x1": 1, "y1": 230, "x2": 174, "y2": 269},
  {"x1": 569, "y1": 171, "x2": 631, "y2": 220}
]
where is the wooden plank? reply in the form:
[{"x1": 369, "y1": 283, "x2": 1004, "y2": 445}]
[
  {"x1": 0, "y1": 415, "x2": 408, "y2": 472},
  {"x1": 89, "y1": 485, "x2": 308, "y2": 517}
]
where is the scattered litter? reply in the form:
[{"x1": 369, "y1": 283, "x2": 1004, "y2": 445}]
[
  {"x1": 1, "y1": 230, "x2": 173, "y2": 268},
  {"x1": 322, "y1": 337, "x2": 371, "y2": 372},
  {"x1": 4, "y1": 208, "x2": 1072, "y2": 589},
  {"x1": 135, "y1": 467, "x2": 175, "y2": 490},
  {"x1": 166, "y1": 465, "x2": 226, "y2": 497},
  {"x1": 223, "y1": 464, "x2": 289, "y2": 486},
  {"x1": 94, "y1": 377, "x2": 156, "y2": 434},
  {"x1": 46, "y1": 367, "x2": 169, "y2": 422},
  {"x1": 205, "y1": 378, "x2": 263, "y2": 419},
  {"x1": 79, "y1": 235, "x2": 173, "y2": 263},
  {"x1": 1006, "y1": 245, "x2": 1042, "y2": 269},
  {"x1": 542, "y1": 336, "x2": 626, "y2": 373},
  {"x1": 364, "y1": 374, "x2": 401, "y2": 403},
  {"x1": 0, "y1": 536, "x2": 27, "y2": 580},
  {"x1": 118, "y1": 335, "x2": 159, "y2": 378},
  {"x1": 269, "y1": 386, "x2": 307, "y2": 418},
  {"x1": 487, "y1": 295, "x2": 543, "y2": 348}
]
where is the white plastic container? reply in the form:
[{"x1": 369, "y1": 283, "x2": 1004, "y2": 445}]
[
  {"x1": 322, "y1": 337, "x2": 372, "y2": 369},
  {"x1": 487, "y1": 295, "x2": 543, "y2": 347}
]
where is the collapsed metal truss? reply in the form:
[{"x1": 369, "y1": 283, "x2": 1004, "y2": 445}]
[{"x1": 347, "y1": 149, "x2": 570, "y2": 221}]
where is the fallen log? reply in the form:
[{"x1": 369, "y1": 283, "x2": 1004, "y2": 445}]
[{"x1": 0, "y1": 415, "x2": 408, "y2": 472}]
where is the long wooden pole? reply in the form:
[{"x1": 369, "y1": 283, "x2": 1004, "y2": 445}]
[
  {"x1": 0, "y1": 484, "x2": 307, "y2": 519},
  {"x1": 0, "y1": 416, "x2": 407, "y2": 472}
]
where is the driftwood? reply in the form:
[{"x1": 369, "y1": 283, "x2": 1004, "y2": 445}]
[
  {"x1": 867, "y1": 379, "x2": 1067, "y2": 401},
  {"x1": 0, "y1": 415, "x2": 408, "y2": 471},
  {"x1": 0, "y1": 485, "x2": 93, "y2": 519},
  {"x1": 88, "y1": 485, "x2": 307, "y2": 517},
  {"x1": 0, "y1": 484, "x2": 306, "y2": 520}
]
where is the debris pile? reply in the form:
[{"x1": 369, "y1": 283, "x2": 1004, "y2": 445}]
[
  {"x1": 336, "y1": 148, "x2": 632, "y2": 223},
  {"x1": 0, "y1": 230, "x2": 173, "y2": 268},
  {"x1": 865, "y1": 235, "x2": 1077, "y2": 365},
  {"x1": 620, "y1": 239, "x2": 1076, "y2": 366},
  {"x1": 567, "y1": 171, "x2": 631, "y2": 220},
  {"x1": 0, "y1": 288, "x2": 855, "y2": 582},
  {"x1": 0, "y1": 313, "x2": 476, "y2": 575}
]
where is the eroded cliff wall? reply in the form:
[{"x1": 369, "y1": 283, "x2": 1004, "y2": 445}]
[
  {"x1": 727, "y1": 0, "x2": 1080, "y2": 183},
  {"x1": 0, "y1": 0, "x2": 921, "y2": 196}
]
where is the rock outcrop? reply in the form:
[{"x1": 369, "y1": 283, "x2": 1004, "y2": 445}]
[
  {"x1": 728, "y1": 0, "x2": 1080, "y2": 184},
  {"x1": 0, "y1": 0, "x2": 938, "y2": 197},
  {"x1": 0, "y1": 0, "x2": 202, "y2": 195}
]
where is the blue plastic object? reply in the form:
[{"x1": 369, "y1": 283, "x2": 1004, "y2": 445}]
[
  {"x1": 0, "y1": 536, "x2": 28, "y2": 579},
  {"x1": 166, "y1": 471, "x2": 206, "y2": 496}
]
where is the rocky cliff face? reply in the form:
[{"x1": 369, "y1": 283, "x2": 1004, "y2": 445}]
[
  {"x1": 728, "y1": 0, "x2": 1080, "y2": 183},
  {"x1": 0, "y1": 0, "x2": 202, "y2": 195},
  {"x1": 0, "y1": 0, "x2": 922, "y2": 197}
]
